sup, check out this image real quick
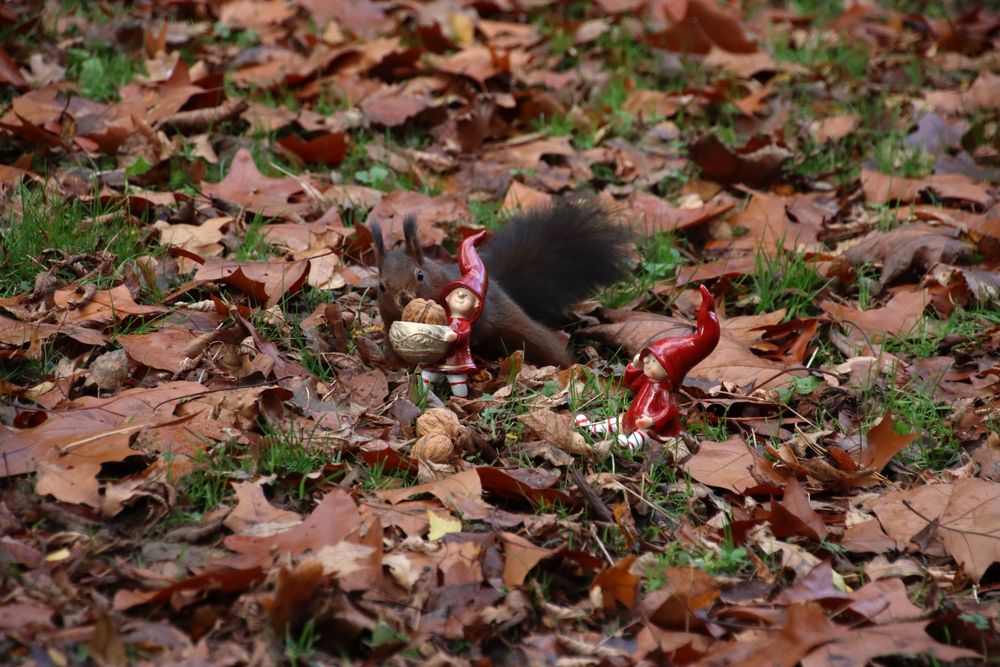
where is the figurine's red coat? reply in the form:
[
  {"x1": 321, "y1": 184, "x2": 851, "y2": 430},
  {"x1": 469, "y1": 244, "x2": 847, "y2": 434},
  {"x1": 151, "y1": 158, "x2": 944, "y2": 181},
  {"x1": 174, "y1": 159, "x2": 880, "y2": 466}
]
[
  {"x1": 424, "y1": 317, "x2": 475, "y2": 373},
  {"x1": 622, "y1": 363, "x2": 681, "y2": 439}
]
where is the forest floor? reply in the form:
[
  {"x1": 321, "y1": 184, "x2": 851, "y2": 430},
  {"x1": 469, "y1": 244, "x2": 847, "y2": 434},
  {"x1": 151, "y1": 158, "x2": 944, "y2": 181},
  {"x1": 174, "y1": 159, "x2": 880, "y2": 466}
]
[{"x1": 1, "y1": 0, "x2": 999, "y2": 665}]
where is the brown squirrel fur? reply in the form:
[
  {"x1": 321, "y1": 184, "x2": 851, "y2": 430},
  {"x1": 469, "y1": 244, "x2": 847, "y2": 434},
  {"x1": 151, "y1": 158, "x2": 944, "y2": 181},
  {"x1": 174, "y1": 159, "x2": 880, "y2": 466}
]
[{"x1": 370, "y1": 199, "x2": 631, "y2": 368}]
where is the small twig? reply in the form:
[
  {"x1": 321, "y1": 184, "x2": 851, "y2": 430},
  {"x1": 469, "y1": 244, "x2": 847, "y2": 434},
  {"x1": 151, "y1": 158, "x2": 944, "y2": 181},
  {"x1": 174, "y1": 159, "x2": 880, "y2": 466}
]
[
  {"x1": 569, "y1": 466, "x2": 615, "y2": 524},
  {"x1": 157, "y1": 98, "x2": 248, "y2": 133},
  {"x1": 588, "y1": 523, "x2": 615, "y2": 565},
  {"x1": 58, "y1": 423, "x2": 150, "y2": 455}
]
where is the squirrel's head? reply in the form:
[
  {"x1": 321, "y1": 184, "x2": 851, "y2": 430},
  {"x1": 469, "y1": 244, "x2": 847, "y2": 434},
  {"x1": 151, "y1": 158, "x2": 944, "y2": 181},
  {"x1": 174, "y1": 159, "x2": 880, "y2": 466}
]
[{"x1": 370, "y1": 215, "x2": 434, "y2": 319}]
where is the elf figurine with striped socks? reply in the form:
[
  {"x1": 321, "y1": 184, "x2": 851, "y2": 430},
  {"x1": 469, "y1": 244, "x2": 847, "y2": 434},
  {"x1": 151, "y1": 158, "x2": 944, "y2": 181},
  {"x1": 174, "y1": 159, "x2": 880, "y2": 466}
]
[
  {"x1": 576, "y1": 285, "x2": 720, "y2": 451},
  {"x1": 419, "y1": 231, "x2": 488, "y2": 398}
]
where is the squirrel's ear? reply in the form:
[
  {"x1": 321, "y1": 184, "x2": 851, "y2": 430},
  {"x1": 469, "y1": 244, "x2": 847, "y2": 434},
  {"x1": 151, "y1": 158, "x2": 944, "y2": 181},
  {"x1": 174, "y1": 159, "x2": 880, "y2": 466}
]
[
  {"x1": 402, "y1": 215, "x2": 424, "y2": 266},
  {"x1": 370, "y1": 222, "x2": 385, "y2": 267}
]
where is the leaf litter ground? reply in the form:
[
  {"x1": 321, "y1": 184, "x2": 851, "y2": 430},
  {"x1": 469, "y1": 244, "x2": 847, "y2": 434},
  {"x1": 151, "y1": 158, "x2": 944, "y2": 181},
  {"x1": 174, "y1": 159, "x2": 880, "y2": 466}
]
[{"x1": 1, "y1": 1, "x2": 999, "y2": 665}]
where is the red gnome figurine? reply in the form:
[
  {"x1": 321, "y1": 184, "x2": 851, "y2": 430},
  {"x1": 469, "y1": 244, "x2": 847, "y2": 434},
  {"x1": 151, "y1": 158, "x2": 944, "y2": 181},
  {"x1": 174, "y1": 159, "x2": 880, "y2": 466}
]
[
  {"x1": 419, "y1": 230, "x2": 488, "y2": 398},
  {"x1": 576, "y1": 285, "x2": 720, "y2": 451}
]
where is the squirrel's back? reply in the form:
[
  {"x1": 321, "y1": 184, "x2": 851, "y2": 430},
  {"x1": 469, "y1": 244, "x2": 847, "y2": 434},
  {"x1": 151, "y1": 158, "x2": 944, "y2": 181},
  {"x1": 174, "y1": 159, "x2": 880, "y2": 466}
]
[{"x1": 483, "y1": 199, "x2": 631, "y2": 327}]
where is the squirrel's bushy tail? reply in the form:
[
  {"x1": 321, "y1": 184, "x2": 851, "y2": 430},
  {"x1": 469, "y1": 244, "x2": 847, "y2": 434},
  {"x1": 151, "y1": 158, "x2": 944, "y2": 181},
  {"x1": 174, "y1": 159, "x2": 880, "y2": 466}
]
[{"x1": 482, "y1": 199, "x2": 631, "y2": 327}]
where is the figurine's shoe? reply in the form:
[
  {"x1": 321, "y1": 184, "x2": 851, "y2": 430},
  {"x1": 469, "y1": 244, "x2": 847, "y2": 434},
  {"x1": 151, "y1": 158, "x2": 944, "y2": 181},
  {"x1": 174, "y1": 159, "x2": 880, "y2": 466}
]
[
  {"x1": 618, "y1": 431, "x2": 649, "y2": 452},
  {"x1": 574, "y1": 414, "x2": 591, "y2": 428}
]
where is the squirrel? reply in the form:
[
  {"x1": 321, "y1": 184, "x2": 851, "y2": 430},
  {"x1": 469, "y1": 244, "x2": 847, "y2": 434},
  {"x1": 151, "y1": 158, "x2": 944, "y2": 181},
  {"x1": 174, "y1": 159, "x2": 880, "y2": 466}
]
[{"x1": 370, "y1": 199, "x2": 631, "y2": 368}]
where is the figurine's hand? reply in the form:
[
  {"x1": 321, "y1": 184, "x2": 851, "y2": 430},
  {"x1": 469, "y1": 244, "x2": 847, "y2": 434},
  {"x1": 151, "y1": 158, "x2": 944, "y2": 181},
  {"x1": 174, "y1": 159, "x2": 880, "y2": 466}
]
[
  {"x1": 632, "y1": 352, "x2": 641, "y2": 366},
  {"x1": 444, "y1": 331, "x2": 458, "y2": 342},
  {"x1": 636, "y1": 416, "x2": 653, "y2": 429}
]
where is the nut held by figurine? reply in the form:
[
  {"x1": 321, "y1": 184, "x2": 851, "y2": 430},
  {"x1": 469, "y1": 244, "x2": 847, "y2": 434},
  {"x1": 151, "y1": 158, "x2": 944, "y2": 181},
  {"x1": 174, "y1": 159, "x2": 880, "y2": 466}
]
[
  {"x1": 389, "y1": 297, "x2": 453, "y2": 364},
  {"x1": 575, "y1": 284, "x2": 720, "y2": 452}
]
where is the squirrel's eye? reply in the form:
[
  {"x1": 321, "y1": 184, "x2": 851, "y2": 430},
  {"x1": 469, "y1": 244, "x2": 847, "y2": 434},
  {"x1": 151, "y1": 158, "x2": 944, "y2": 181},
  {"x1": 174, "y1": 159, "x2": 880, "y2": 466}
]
[
  {"x1": 416, "y1": 270, "x2": 425, "y2": 281},
  {"x1": 379, "y1": 282, "x2": 386, "y2": 291}
]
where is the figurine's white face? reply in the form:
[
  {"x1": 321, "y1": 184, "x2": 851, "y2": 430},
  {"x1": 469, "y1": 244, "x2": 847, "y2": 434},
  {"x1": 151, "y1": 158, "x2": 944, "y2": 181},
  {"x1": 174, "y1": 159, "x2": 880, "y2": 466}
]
[
  {"x1": 643, "y1": 354, "x2": 669, "y2": 381},
  {"x1": 446, "y1": 287, "x2": 479, "y2": 317}
]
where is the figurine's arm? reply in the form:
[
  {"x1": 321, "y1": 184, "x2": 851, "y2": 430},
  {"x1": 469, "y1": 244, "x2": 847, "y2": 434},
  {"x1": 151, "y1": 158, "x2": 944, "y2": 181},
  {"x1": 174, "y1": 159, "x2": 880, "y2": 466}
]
[
  {"x1": 449, "y1": 318, "x2": 472, "y2": 345},
  {"x1": 623, "y1": 363, "x2": 647, "y2": 392},
  {"x1": 646, "y1": 398, "x2": 679, "y2": 433}
]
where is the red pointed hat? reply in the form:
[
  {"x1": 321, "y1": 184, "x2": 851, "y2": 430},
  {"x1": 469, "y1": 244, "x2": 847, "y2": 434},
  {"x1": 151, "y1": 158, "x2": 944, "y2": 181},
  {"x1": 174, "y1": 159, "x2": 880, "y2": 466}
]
[
  {"x1": 440, "y1": 230, "x2": 488, "y2": 318},
  {"x1": 643, "y1": 285, "x2": 720, "y2": 389}
]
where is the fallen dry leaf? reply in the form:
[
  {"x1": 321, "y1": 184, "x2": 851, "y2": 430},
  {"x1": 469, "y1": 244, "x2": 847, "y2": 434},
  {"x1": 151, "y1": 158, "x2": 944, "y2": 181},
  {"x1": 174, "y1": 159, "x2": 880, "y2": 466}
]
[
  {"x1": 223, "y1": 490, "x2": 360, "y2": 567},
  {"x1": 800, "y1": 621, "x2": 979, "y2": 667},
  {"x1": 938, "y1": 477, "x2": 1000, "y2": 583},
  {"x1": 861, "y1": 169, "x2": 993, "y2": 207},
  {"x1": 224, "y1": 481, "x2": 302, "y2": 535}
]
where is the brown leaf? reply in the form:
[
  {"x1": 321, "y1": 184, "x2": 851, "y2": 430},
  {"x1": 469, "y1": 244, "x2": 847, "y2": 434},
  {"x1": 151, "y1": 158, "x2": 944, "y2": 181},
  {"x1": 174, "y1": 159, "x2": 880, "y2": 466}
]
[
  {"x1": 871, "y1": 483, "x2": 954, "y2": 553},
  {"x1": 517, "y1": 409, "x2": 591, "y2": 456},
  {"x1": 193, "y1": 257, "x2": 311, "y2": 307},
  {"x1": 800, "y1": 621, "x2": 979, "y2": 667},
  {"x1": 625, "y1": 191, "x2": 733, "y2": 236},
  {"x1": 296, "y1": 0, "x2": 389, "y2": 34},
  {"x1": 699, "y1": 603, "x2": 846, "y2": 666},
  {"x1": 856, "y1": 410, "x2": 919, "y2": 475},
  {"x1": 724, "y1": 191, "x2": 820, "y2": 253},
  {"x1": 52, "y1": 285, "x2": 167, "y2": 326},
  {"x1": 377, "y1": 469, "x2": 488, "y2": 519},
  {"x1": 704, "y1": 47, "x2": 783, "y2": 78},
  {"x1": 770, "y1": 477, "x2": 828, "y2": 541},
  {"x1": 119, "y1": 328, "x2": 201, "y2": 374},
  {"x1": 642, "y1": 566, "x2": 720, "y2": 630},
  {"x1": 0, "y1": 313, "x2": 107, "y2": 347},
  {"x1": 810, "y1": 114, "x2": 859, "y2": 143},
  {"x1": 223, "y1": 489, "x2": 361, "y2": 566},
  {"x1": 821, "y1": 289, "x2": 929, "y2": 341},
  {"x1": 224, "y1": 481, "x2": 302, "y2": 534},
  {"x1": 501, "y1": 532, "x2": 556, "y2": 588},
  {"x1": 591, "y1": 556, "x2": 640, "y2": 612},
  {"x1": 317, "y1": 519, "x2": 383, "y2": 592},
  {"x1": 720, "y1": 309, "x2": 787, "y2": 346},
  {"x1": 431, "y1": 45, "x2": 526, "y2": 83},
  {"x1": 0, "y1": 603, "x2": 54, "y2": 636},
  {"x1": 501, "y1": 180, "x2": 552, "y2": 213},
  {"x1": 847, "y1": 578, "x2": 923, "y2": 624},
  {"x1": 689, "y1": 135, "x2": 792, "y2": 189},
  {"x1": 843, "y1": 224, "x2": 973, "y2": 287},
  {"x1": 359, "y1": 86, "x2": 438, "y2": 127},
  {"x1": 972, "y1": 433, "x2": 1000, "y2": 481},
  {"x1": 477, "y1": 467, "x2": 577, "y2": 508},
  {"x1": 938, "y1": 478, "x2": 1000, "y2": 583},
  {"x1": 277, "y1": 132, "x2": 347, "y2": 166},
  {"x1": 262, "y1": 559, "x2": 325, "y2": 635},
  {"x1": 0, "y1": 47, "x2": 28, "y2": 89},
  {"x1": 774, "y1": 561, "x2": 849, "y2": 606},
  {"x1": 113, "y1": 567, "x2": 266, "y2": 612},
  {"x1": 340, "y1": 368, "x2": 389, "y2": 411},
  {"x1": 202, "y1": 148, "x2": 312, "y2": 217},
  {"x1": 90, "y1": 612, "x2": 127, "y2": 667},
  {"x1": 683, "y1": 437, "x2": 787, "y2": 493},
  {"x1": 861, "y1": 168, "x2": 993, "y2": 207},
  {"x1": 648, "y1": 0, "x2": 758, "y2": 54},
  {"x1": 676, "y1": 255, "x2": 757, "y2": 285},
  {"x1": 364, "y1": 190, "x2": 470, "y2": 247},
  {"x1": 623, "y1": 90, "x2": 684, "y2": 120},
  {"x1": 155, "y1": 216, "x2": 231, "y2": 257},
  {"x1": 840, "y1": 519, "x2": 902, "y2": 554}
]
